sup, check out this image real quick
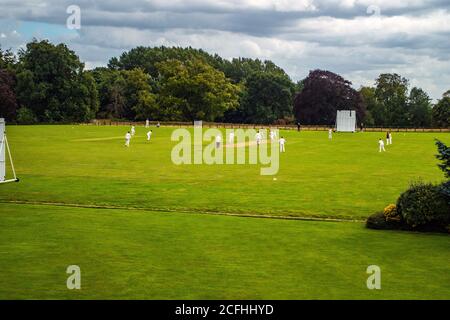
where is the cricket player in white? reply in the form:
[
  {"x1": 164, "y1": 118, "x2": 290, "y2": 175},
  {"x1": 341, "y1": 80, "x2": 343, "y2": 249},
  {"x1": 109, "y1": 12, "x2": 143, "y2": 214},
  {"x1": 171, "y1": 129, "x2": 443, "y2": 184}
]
[
  {"x1": 279, "y1": 137, "x2": 286, "y2": 153},
  {"x1": 379, "y1": 139, "x2": 386, "y2": 152},
  {"x1": 255, "y1": 131, "x2": 262, "y2": 145},
  {"x1": 328, "y1": 129, "x2": 333, "y2": 140},
  {"x1": 145, "y1": 119, "x2": 149, "y2": 128},
  {"x1": 216, "y1": 135, "x2": 222, "y2": 148},
  {"x1": 389, "y1": 132, "x2": 393, "y2": 145},
  {"x1": 147, "y1": 130, "x2": 152, "y2": 141},
  {"x1": 270, "y1": 130, "x2": 276, "y2": 142},
  {"x1": 125, "y1": 132, "x2": 132, "y2": 147},
  {"x1": 229, "y1": 132, "x2": 234, "y2": 144},
  {"x1": 131, "y1": 125, "x2": 136, "y2": 136}
]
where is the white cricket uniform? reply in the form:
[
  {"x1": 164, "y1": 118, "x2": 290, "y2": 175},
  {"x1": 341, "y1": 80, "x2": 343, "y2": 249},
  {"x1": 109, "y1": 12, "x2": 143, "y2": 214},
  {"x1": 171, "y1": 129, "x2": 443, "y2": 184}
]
[
  {"x1": 147, "y1": 131, "x2": 152, "y2": 141},
  {"x1": 229, "y1": 132, "x2": 234, "y2": 144},
  {"x1": 389, "y1": 133, "x2": 393, "y2": 145},
  {"x1": 256, "y1": 133, "x2": 262, "y2": 145},
  {"x1": 145, "y1": 120, "x2": 149, "y2": 128},
  {"x1": 125, "y1": 133, "x2": 131, "y2": 147},
  {"x1": 216, "y1": 135, "x2": 222, "y2": 148},
  {"x1": 279, "y1": 138, "x2": 286, "y2": 152},
  {"x1": 328, "y1": 129, "x2": 332, "y2": 139},
  {"x1": 270, "y1": 131, "x2": 276, "y2": 141},
  {"x1": 131, "y1": 126, "x2": 136, "y2": 136},
  {"x1": 379, "y1": 140, "x2": 386, "y2": 152}
]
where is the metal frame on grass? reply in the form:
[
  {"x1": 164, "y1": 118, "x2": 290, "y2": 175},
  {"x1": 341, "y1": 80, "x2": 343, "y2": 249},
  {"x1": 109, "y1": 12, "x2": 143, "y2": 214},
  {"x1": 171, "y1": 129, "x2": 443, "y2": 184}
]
[{"x1": 0, "y1": 123, "x2": 19, "y2": 184}]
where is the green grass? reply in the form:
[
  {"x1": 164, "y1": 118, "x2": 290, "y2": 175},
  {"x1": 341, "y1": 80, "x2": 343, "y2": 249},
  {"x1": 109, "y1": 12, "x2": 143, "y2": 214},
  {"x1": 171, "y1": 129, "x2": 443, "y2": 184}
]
[
  {"x1": 0, "y1": 203, "x2": 449, "y2": 300},
  {"x1": 0, "y1": 125, "x2": 449, "y2": 299},
  {"x1": 2, "y1": 125, "x2": 449, "y2": 219}
]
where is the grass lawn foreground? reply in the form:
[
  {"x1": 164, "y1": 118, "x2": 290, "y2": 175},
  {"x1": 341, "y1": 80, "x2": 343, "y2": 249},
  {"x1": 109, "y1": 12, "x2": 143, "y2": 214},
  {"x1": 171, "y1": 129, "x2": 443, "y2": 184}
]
[{"x1": 0, "y1": 125, "x2": 449, "y2": 299}]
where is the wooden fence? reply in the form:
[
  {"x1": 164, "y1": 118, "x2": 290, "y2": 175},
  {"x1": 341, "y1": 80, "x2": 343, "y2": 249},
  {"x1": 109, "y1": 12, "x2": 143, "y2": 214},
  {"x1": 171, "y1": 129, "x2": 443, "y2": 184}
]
[{"x1": 89, "y1": 119, "x2": 450, "y2": 133}]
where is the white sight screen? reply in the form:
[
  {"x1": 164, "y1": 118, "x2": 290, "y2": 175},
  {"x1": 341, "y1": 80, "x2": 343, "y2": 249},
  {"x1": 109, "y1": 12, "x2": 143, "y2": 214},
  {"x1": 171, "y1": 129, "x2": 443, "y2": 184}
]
[{"x1": 336, "y1": 110, "x2": 356, "y2": 132}]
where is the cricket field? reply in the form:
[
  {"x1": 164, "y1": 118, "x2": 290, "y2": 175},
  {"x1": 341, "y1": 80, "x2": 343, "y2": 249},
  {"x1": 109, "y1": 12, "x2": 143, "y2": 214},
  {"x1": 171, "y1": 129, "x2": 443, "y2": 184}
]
[{"x1": 0, "y1": 125, "x2": 449, "y2": 299}]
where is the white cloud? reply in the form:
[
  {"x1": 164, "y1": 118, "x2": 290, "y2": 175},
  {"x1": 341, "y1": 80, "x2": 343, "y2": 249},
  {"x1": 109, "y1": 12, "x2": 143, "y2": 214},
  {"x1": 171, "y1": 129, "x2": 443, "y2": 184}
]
[{"x1": 0, "y1": 0, "x2": 449, "y2": 100}]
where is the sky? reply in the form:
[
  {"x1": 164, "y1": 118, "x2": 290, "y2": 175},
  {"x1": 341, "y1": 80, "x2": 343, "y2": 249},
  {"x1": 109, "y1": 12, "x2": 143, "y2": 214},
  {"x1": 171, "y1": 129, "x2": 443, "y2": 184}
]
[{"x1": 0, "y1": 0, "x2": 449, "y2": 101}]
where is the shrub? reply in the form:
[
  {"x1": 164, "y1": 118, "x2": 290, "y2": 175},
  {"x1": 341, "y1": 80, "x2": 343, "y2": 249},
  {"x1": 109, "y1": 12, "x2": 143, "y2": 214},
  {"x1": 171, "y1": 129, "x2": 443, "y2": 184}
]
[
  {"x1": 16, "y1": 107, "x2": 37, "y2": 124},
  {"x1": 366, "y1": 212, "x2": 403, "y2": 230},
  {"x1": 397, "y1": 181, "x2": 450, "y2": 229},
  {"x1": 383, "y1": 204, "x2": 400, "y2": 222},
  {"x1": 435, "y1": 139, "x2": 450, "y2": 179},
  {"x1": 439, "y1": 181, "x2": 450, "y2": 202}
]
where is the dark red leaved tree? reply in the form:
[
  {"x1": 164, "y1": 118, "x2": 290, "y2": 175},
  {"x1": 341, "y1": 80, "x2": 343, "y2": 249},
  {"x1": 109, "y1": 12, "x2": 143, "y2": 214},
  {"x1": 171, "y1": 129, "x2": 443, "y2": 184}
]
[
  {"x1": 0, "y1": 69, "x2": 18, "y2": 121},
  {"x1": 293, "y1": 70, "x2": 366, "y2": 125}
]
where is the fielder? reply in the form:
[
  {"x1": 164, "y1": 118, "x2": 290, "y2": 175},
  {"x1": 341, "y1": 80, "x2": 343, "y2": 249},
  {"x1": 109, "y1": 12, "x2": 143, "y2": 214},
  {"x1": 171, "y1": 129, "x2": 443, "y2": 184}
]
[
  {"x1": 229, "y1": 132, "x2": 234, "y2": 144},
  {"x1": 379, "y1": 138, "x2": 386, "y2": 152},
  {"x1": 386, "y1": 132, "x2": 390, "y2": 145},
  {"x1": 125, "y1": 131, "x2": 132, "y2": 147},
  {"x1": 216, "y1": 135, "x2": 222, "y2": 148},
  {"x1": 270, "y1": 130, "x2": 276, "y2": 142},
  {"x1": 145, "y1": 119, "x2": 150, "y2": 128},
  {"x1": 147, "y1": 130, "x2": 153, "y2": 141},
  {"x1": 131, "y1": 125, "x2": 136, "y2": 136},
  {"x1": 328, "y1": 129, "x2": 333, "y2": 140},
  {"x1": 255, "y1": 131, "x2": 262, "y2": 145},
  {"x1": 279, "y1": 136, "x2": 286, "y2": 153}
]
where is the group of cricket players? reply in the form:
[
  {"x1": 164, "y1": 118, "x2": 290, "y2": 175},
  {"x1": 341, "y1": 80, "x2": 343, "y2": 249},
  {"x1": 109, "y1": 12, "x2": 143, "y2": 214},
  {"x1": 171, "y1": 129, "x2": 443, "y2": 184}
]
[
  {"x1": 378, "y1": 131, "x2": 393, "y2": 152},
  {"x1": 124, "y1": 121, "x2": 154, "y2": 147},
  {"x1": 124, "y1": 121, "x2": 392, "y2": 153},
  {"x1": 216, "y1": 129, "x2": 286, "y2": 152}
]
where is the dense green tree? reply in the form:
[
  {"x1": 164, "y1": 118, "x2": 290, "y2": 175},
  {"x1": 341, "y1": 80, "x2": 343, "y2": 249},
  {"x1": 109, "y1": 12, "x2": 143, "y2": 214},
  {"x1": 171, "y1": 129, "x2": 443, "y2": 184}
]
[
  {"x1": 15, "y1": 39, "x2": 98, "y2": 122},
  {"x1": 155, "y1": 59, "x2": 240, "y2": 121},
  {"x1": 408, "y1": 87, "x2": 432, "y2": 127},
  {"x1": 374, "y1": 73, "x2": 409, "y2": 127},
  {"x1": 359, "y1": 86, "x2": 381, "y2": 126},
  {"x1": 432, "y1": 92, "x2": 450, "y2": 128},
  {"x1": 122, "y1": 68, "x2": 157, "y2": 120},
  {"x1": 108, "y1": 46, "x2": 224, "y2": 78},
  {"x1": 90, "y1": 68, "x2": 126, "y2": 119},
  {"x1": 91, "y1": 67, "x2": 157, "y2": 120},
  {"x1": 220, "y1": 57, "x2": 287, "y2": 84},
  {"x1": 294, "y1": 70, "x2": 366, "y2": 125},
  {"x1": 231, "y1": 71, "x2": 294, "y2": 124},
  {"x1": 0, "y1": 47, "x2": 16, "y2": 70},
  {"x1": 108, "y1": 46, "x2": 296, "y2": 124},
  {"x1": 221, "y1": 58, "x2": 294, "y2": 123}
]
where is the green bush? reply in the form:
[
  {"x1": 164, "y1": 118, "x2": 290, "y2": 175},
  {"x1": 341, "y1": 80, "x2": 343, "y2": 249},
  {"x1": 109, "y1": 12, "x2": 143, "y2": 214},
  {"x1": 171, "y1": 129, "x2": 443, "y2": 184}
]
[
  {"x1": 439, "y1": 181, "x2": 450, "y2": 202},
  {"x1": 383, "y1": 204, "x2": 401, "y2": 222},
  {"x1": 397, "y1": 181, "x2": 450, "y2": 230},
  {"x1": 16, "y1": 107, "x2": 37, "y2": 124},
  {"x1": 366, "y1": 212, "x2": 403, "y2": 230}
]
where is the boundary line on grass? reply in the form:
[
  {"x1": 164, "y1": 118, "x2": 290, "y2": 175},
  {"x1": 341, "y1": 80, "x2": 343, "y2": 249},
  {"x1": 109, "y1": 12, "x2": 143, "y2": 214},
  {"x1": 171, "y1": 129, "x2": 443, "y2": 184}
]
[{"x1": 0, "y1": 200, "x2": 366, "y2": 223}]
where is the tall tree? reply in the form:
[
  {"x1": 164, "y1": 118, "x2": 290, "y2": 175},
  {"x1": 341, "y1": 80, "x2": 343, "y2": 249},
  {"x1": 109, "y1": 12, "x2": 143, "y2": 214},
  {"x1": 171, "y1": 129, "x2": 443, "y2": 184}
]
[
  {"x1": 359, "y1": 86, "x2": 380, "y2": 126},
  {"x1": 374, "y1": 73, "x2": 409, "y2": 127},
  {"x1": 108, "y1": 46, "x2": 224, "y2": 78},
  {"x1": 293, "y1": 70, "x2": 366, "y2": 125},
  {"x1": 408, "y1": 87, "x2": 432, "y2": 127},
  {"x1": 230, "y1": 71, "x2": 294, "y2": 124},
  {"x1": 0, "y1": 69, "x2": 18, "y2": 121},
  {"x1": 90, "y1": 68, "x2": 126, "y2": 119},
  {"x1": 15, "y1": 39, "x2": 98, "y2": 122},
  {"x1": 220, "y1": 57, "x2": 287, "y2": 84},
  {"x1": 0, "y1": 47, "x2": 16, "y2": 70},
  {"x1": 432, "y1": 91, "x2": 450, "y2": 128},
  {"x1": 155, "y1": 59, "x2": 240, "y2": 121},
  {"x1": 122, "y1": 68, "x2": 157, "y2": 120}
]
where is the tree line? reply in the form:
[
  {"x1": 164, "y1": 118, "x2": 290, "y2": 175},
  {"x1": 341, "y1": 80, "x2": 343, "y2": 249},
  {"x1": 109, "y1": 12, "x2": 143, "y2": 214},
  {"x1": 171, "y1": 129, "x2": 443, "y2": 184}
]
[{"x1": 0, "y1": 39, "x2": 449, "y2": 128}]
